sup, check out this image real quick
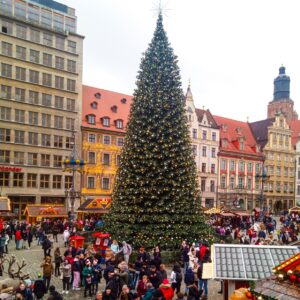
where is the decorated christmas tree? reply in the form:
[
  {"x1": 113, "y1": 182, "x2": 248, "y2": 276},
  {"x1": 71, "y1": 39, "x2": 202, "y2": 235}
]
[{"x1": 105, "y1": 13, "x2": 213, "y2": 249}]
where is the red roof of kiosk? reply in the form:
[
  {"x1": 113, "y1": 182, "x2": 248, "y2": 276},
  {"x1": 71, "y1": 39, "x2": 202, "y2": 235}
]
[
  {"x1": 69, "y1": 235, "x2": 85, "y2": 241},
  {"x1": 92, "y1": 232, "x2": 110, "y2": 238}
]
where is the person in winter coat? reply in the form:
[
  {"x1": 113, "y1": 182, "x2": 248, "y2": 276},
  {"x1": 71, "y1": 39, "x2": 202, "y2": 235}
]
[
  {"x1": 33, "y1": 274, "x2": 47, "y2": 300},
  {"x1": 60, "y1": 258, "x2": 71, "y2": 294},
  {"x1": 102, "y1": 288, "x2": 114, "y2": 300},
  {"x1": 137, "y1": 275, "x2": 148, "y2": 297},
  {"x1": 4, "y1": 232, "x2": 9, "y2": 254},
  {"x1": 119, "y1": 284, "x2": 133, "y2": 300},
  {"x1": 186, "y1": 283, "x2": 199, "y2": 300},
  {"x1": 121, "y1": 241, "x2": 132, "y2": 264},
  {"x1": 148, "y1": 265, "x2": 162, "y2": 289},
  {"x1": 92, "y1": 258, "x2": 102, "y2": 295},
  {"x1": 82, "y1": 259, "x2": 93, "y2": 297},
  {"x1": 15, "y1": 229, "x2": 22, "y2": 250},
  {"x1": 142, "y1": 283, "x2": 155, "y2": 300},
  {"x1": 54, "y1": 247, "x2": 63, "y2": 277},
  {"x1": 106, "y1": 272, "x2": 120, "y2": 299},
  {"x1": 42, "y1": 236, "x2": 52, "y2": 258},
  {"x1": 170, "y1": 263, "x2": 182, "y2": 293},
  {"x1": 41, "y1": 256, "x2": 53, "y2": 292},
  {"x1": 158, "y1": 264, "x2": 167, "y2": 281},
  {"x1": 159, "y1": 279, "x2": 174, "y2": 300},
  {"x1": 73, "y1": 255, "x2": 82, "y2": 290},
  {"x1": 197, "y1": 249, "x2": 211, "y2": 300},
  {"x1": 184, "y1": 267, "x2": 195, "y2": 296},
  {"x1": 48, "y1": 285, "x2": 63, "y2": 300},
  {"x1": 63, "y1": 228, "x2": 70, "y2": 247}
]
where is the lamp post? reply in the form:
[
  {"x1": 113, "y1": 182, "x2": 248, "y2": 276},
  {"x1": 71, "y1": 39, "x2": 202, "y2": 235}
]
[
  {"x1": 255, "y1": 164, "x2": 270, "y2": 215},
  {"x1": 62, "y1": 131, "x2": 85, "y2": 220}
]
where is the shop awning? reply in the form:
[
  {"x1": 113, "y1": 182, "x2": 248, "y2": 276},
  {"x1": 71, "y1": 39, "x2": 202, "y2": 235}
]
[
  {"x1": 204, "y1": 207, "x2": 221, "y2": 215},
  {"x1": 220, "y1": 212, "x2": 235, "y2": 217},
  {"x1": 289, "y1": 206, "x2": 300, "y2": 212},
  {"x1": 24, "y1": 205, "x2": 67, "y2": 218},
  {"x1": 0, "y1": 196, "x2": 11, "y2": 211},
  {"x1": 77, "y1": 197, "x2": 111, "y2": 213},
  {"x1": 233, "y1": 211, "x2": 250, "y2": 217}
]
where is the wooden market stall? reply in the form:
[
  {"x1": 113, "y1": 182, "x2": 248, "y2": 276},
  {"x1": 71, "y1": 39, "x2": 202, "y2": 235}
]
[
  {"x1": 289, "y1": 206, "x2": 300, "y2": 213},
  {"x1": 77, "y1": 197, "x2": 111, "y2": 220},
  {"x1": 23, "y1": 204, "x2": 68, "y2": 223},
  {"x1": 0, "y1": 196, "x2": 16, "y2": 221},
  {"x1": 204, "y1": 207, "x2": 221, "y2": 215},
  {"x1": 69, "y1": 235, "x2": 85, "y2": 249}
]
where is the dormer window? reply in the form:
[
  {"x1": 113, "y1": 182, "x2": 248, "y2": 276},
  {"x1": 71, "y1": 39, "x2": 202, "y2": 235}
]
[
  {"x1": 91, "y1": 101, "x2": 98, "y2": 109},
  {"x1": 121, "y1": 98, "x2": 127, "y2": 104},
  {"x1": 240, "y1": 140, "x2": 244, "y2": 150},
  {"x1": 102, "y1": 117, "x2": 110, "y2": 127},
  {"x1": 115, "y1": 119, "x2": 123, "y2": 129},
  {"x1": 222, "y1": 124, "x2": 228, "y2": 132},
  {"x1": 87, "y1": 114, "x2": 96, "y2": 124},
  {"x1": 236, "y1": 127, "x2": 242, "y2": 134},
  {"x1": 95, "y1": 92, "x2": 101, "y2": 99},
  {"x1": 222, "y1": 138, "x2": 228, "y2": 147},
  {"x1": 111, "y1": 105, "x2": 118, "y2": 113}
]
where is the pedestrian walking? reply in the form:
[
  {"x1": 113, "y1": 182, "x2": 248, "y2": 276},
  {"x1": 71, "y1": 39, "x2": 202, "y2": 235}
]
[
  {"x1": 60, "y1": 258, "x2": 71, "y2": 295},
  {"x1": 41, "y1": 256, "x2": 53, "y2": 293}
]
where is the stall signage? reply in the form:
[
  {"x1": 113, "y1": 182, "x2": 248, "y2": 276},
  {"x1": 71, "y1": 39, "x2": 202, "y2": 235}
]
[{"x1": 0, "y1": 166, "x2": 22, "y2": 172}]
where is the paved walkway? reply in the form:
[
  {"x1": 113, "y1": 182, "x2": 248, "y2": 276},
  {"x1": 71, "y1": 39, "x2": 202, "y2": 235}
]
[{"x1": 1, "y1": 235, "x2": 223, "y2": 300}]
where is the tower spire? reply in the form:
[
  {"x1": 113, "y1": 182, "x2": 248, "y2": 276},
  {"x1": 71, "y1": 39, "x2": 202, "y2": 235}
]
[{"x1": 273, "y1": 65, "x2": 290, "y2": 100}]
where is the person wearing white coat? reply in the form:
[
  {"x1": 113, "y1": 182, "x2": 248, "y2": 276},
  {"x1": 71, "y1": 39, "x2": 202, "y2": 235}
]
[{"x1": 63, "y1": 229, "x2": 70, "y2": 247}]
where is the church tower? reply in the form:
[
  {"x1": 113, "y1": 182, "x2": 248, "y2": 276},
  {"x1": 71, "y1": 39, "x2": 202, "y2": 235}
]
[{"x1": 267, "y1": 66, "x2": 298, "y2": 121}]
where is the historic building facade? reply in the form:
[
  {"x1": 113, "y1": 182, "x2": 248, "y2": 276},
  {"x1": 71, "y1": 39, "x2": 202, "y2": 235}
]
[
  {"x1": 214, "y1": 116, "x2": 264, "y2": 210},
  {"x1": 0, "y1": 0, "x2": 83, "y2": 218},
  {"x1": 250, "y1": 114, "x2": 295, "y2": 211},
  {"x1": 80, "y1": 85, "x2": 132, "y2": 212},
  {"x1": 185, "y1": 86, "x2": 219, "y2": 208}
]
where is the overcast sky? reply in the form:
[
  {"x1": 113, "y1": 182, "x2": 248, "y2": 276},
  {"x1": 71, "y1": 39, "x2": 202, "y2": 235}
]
[{"x1": 62, "y1": 0, "x2": 300, "y2": 122}]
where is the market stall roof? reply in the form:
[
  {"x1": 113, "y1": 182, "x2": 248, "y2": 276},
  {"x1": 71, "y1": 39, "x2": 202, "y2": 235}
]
[
  {"x1": 212, "y1": 244, "x2": 298, "y2": 281},
  {"x1": 289, "y1": 206, "x2": 300, "y2": 212},
  {"x1": 220, "y1": 212, "x2": 236, "y2": 217},
  {"x1": 204, "y1": 207, "x2": 221, "y2": 215},
  {"x1": 92, "y1": 232, "x2": 110, "y2": 238},
  {"x1": 77, "y1": 197, "x2": 111, "y2": 213},
  {"x1": 24, "y1": 205, "x2": 67, "y2": 218},
  {"x1": 0, "y1": 196, "x2": 11, "y2": 211},
  {"x1": 232, "y1": 211, "x2": 250, "y2": 217},
  {"x1": 69, "y1": 235, "x2": 85, "y2": 241}
]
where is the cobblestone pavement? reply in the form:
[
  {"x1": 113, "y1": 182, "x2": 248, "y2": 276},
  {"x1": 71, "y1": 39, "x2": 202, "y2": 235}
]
[{"x1": 2, "y1": 235, "x2": 223, "y2": 300}]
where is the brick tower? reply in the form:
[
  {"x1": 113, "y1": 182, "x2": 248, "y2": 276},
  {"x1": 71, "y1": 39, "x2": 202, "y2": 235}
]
[{"x1": 267, "y1": 66, "x2": 298, "y2": 121}]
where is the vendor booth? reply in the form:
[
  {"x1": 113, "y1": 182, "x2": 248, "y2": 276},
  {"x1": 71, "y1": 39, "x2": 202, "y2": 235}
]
[
  {"x1": 0, "y1": 196, "x2": 16, "y2": 220},
  {"x1": 77, "y1": 197, "x2": 111, "y2": 220},
  {"x1": 92, "y1": 232, "x2": 111, "y2": 258},
  {"x1": 23, "y1": 205, "x2": 68, "y2": 223},
  {"x1": 69, "y1": 235, "x2": 85, "y2": 249}
]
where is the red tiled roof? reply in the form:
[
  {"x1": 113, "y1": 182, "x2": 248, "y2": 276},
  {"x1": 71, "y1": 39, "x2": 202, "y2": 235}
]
[
  {"x1": 82, "y1": 85, "x2": 133, "y2": 132},
  {"x1": 213, "y1": 115, "x2": 263, "y2": 158},
  {"x1": 289, "y1": 120, "x2": 300, "y2": 147}
]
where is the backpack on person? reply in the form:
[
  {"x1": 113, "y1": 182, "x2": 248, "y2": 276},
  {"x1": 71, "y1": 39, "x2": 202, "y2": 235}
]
[{"x1": 176, "y1": 271, "x2": 182, "y2": 283}]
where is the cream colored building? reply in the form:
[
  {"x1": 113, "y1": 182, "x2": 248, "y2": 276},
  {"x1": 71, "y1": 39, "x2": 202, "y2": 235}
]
[
  {"x1": 0, "y1": 0, "x2": 83, "y2": 219},
  {"x1": 185, "y1": 86, "x2": 219, "y2": 208}
]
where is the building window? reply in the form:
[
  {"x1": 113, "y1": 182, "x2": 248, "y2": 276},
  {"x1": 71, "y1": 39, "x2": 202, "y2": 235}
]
[
  {"x1": 210, "y1": 180, "x2": 215, "y2": 192},
  {"x1": 238, "y1": 176, "x2": 244, "y2": 189},
  {"x1": 55, "y1": 36, "x2": 65, "y2": 50},
  {"x1": 211, "y1": 163, "x2": 216, "y2": 174},
  {"x1": 43, "y1": 32, "x2": 53, "y2": 46},
  {"x1": 87, "y1": 115, "x2": 95, "y2": 124},
  {"x1": 212, "y1": 131, "x2": 216, "y2": 141},
  {"x1": 67, "y1": 79, "x2": 76, "y2": 92},
  {"x1": 16, "y1": 46, "x2": 26, "y2": 60},
  {"x1": 0, "y1": 150, "x2": 10, "y2": 163},
  {"x1": 14, "y1": 130, "x2": 25, "y2": 144},
  {"x1": 247, "y1": 163, "x2": 253, "y2": 173},
  {"x1": 221, "y1": 176, "x2": 226, "y2": 189},
  {"x1": 0, "y1": 106, "x2": 11, "y2": 120},
  {"x1": 15, "y1": 67, "x2": 26, "y2": 81},
  {"x1": 15, "y1": 88, "x2": 25, "y2": 101},
  {"x1": 42, "y1": 113, "x2": 51, "y2": 127},
  {"x1": 40, "y1": 174, "x2": 50, "y2": 189},
  {"x1": 247, "y1": 177, "x2": 252, "y2": 190},
  {"x1": 229, "y1": 177, "x2": 234, "y2": 189},
  {"x1": 16, "y1": 24, "x2": 26, "y2": 39},
  {"x1": 65, "y1": 176, "x2": 72, "y2": 189},
  {"x1": 117, "y1": 137, "x2": 124, "y2": 146},
  {"x1": 102, "y1": 178, "x2": 110, "y2": 190},
  {"x1": 200, "y1": 179, "x2": 206, "y2": 192},
  {"x1": 284, "y1": 167, "x2": 288, "y2": 177},
  {"x1": 238, "y1": 161, "x2": 244, "y2": 172},
  {"x1": 66, "y1": 137, "x2": 74, "y2": 149},
  {"x1": 191, "y1": 145, "x2": 196, "y2": 156},
  {"x1": 29, "y1": 70, "x2": 39, "y2": 84},
  {"x1": 192, "y1": 128, "x2": 197, "y2": 139},
  {"x1": 297, "y1": 185, "x2": 300, "y2": 195},
  {"x1": 0, "y1": 172, "x2": 9, "y2": 187},
  {"x1": 41, "y1": 154, "x2": 50, "y2": 166},
  {"x1": 88, "y1": 134, "x2": 96, "y2": 143},
  {"x1": 43, "y1": 53, "x2": 52, "y2": 67},
  {"x1": 28, "y1": 90, "x2": 39, "y2": 104},
  {"x1": 53, "y1": 155, "x2": 62, "y2": 167},
  {"x1": 202, "y1": 130, "x2": 207, "y2": 140},
  {"x1": 229, "y1": 160, "x2": 235, "y2": 171},
  {"x1": 67, "y1": 60, "x2": 76, "y2": 73},
  {"x1": 14, "y1": 151, "x2": 24, "y2": 164},
  {"x1": 53, "y1": 175, "x2": 62, "y2": 189},
  {"x1": 211, "y1": 148, "x2": 216, "y2": 158},
  {"x1": 1, "y1": 20, "x2": 12, "y2": 34},
  {"x1": 103, "y1": 153, "x2": 110, "y2": 165},
  {"x1": 116, "y1": 155, "x2": 121, "y2": 166},
  {"x1": 30, "y1": 49, "x2": 39, "y2": 63},
  {"x1": 54, "y1": 116, "x2": 63, "y2": 129},
  {"x1": 55, "y1": 56, "x2": 64, "y2": 70},
  {"x1": 103, "y1": 135, "x2": 111, "y2": 145},
  {"x1": 221, "y1": 159, "x2": 226, "y2": 170},
  {"x1": 41, "y1": 134, "x2": 51, "y2": 146},
  {"x1": 276, "y1": 167, "x2": 281, "y2": 176},
  {"x1": 53, "y1": 13, "x2": 64, "y2": 31},
  {"x1": 27, "y1": 174, "x2": 37, "y2": 188},
  {"x1": 54, "y1": 135, "x2": 63, "y2": 148},
  {"x1": 201, "y1": 163, "x2": 206, "y2": 173},
  {"x1": 0, "y1": 85, "x2": 11, "y2": 99},
  {"x1": 13, "y1": 173, "x2": 24, "y2": 187},
  {"x1": 42, "y1": 94, "x2": 52, "y2": 106},
  {"x1": 28, "y1": 5, "x2": 39, "y2": 24},
  {"x1": 28, "y1": 153, "x2": 38, "y2": 166},
  {"x1": 15, "y1": 109, "x2": 25, "y2": 123},
  {"x1": 0, "y1": 128, "x2": 10, "y2": 142},
  {"x1": 240, "y1": 140, "x2": 244, "y2": 150},
  {"x1": 202, "y1": 146, "x2": 207, "y2": 157},
  {"x1": 55, "y1": 76, "x2": 64, "y2": 89},
  {"x1": 102, "y1": 117, "x2": 110, "y2": 127},
  {"x1": 42, "y1": 73, "x2": 52, "y2": 87},
  {"x1": 115, "y1": 120, "x2": 123, "y2": 129},
  {"x1": 67, "y1": 40, "x2": 77, "y2": 53},
  {"x1": 65, "y1": 17, "x2": 76, "y2": 33},
  {"x1": 66, "y1": 98, "x2": 75, "y2": 111},
  {"x1": 41, "y1": 9, "x2": 52, "y2": 27},
  {"x1": 66, "y1": 118, "x2": 75, "y2": 130},
  {"x1": 28, "y1": 132, "x2": 38, "y2": 145},
  {"x1": 88, "y1": 152, "x2": 96, "y2": 164},
  {"x1": 54, "y1": 96, "x2": 64, "y2": 109},
  {"x1": 15, "y1": 0, "x2": 26, "y2": 18},
  {"x1": 255, "y1": 163, "x2": 261, "y2": 174},
  {"x1": 87, "y1": 177, "x2": 95, "y2": 189},
  {"x1": 1, "y1": 63, "x2": 12, "y2": 77},
  {"x1": 1, "y1": 41, "x2": 12, "y2": 56}
]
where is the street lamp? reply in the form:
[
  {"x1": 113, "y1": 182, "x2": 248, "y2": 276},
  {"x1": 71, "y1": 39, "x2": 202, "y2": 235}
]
[
  {"x1": 255, "y1": 164, "x2": 270, "y2": 214},
  {"x1": 62, "y1": 131, "x2": 85, "y2": 220}
]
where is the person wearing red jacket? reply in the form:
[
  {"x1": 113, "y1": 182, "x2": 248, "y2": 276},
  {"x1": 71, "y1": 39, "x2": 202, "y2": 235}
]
[
  {"x1": 159, "y1": 279, "x2": 174, "y2": 300},
  {"x1": 15, "y1": 229, "x2": 22, "y2": 250}
]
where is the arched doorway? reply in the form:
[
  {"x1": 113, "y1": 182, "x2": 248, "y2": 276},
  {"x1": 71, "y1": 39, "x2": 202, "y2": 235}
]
[{"x1": 274, "y1": 200, "x2": 283, "y2": 214}]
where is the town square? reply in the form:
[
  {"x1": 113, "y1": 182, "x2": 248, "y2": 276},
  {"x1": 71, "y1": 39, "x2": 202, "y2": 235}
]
[{"x1": 0, "y1": 0, "x2": 300, "y2": 299}]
